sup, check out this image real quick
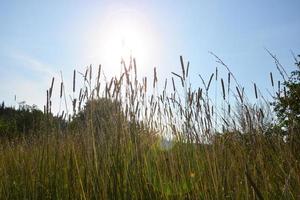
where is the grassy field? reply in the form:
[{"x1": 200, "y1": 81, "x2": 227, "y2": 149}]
[{"x1": 0, "y1": 55, "x2": 299, "y2": 199}]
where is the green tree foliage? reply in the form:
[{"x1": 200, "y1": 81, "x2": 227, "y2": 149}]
[
  {"x1": 274, "y1": 55, "x2": 300, "y2": 129},
  {"x1": 272, "y1": 55, "x2": 300, "y2": 147},
  {"x1": 70, "y1": 98, "x2": 156, "y2": 146},
  {"x1": 70, "y1": 98, "x2": 125, "y2": 137},
  {"x1": 0, "y1": 102, "x2": 67, "y2": 137},
  {"x1": 0, "y1": 102, "x2": 44, "y2": 137}
]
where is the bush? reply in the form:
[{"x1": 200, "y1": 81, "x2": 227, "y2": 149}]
[{"x1": 272, "y1": 54, "x2": 300, "y2": 153}]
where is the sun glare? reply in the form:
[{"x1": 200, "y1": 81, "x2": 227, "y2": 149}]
[
  {"x1": 103, "y1": 20, "x2": 147, "y2": 64},
  {"x1": 87, "y1": 9, "x2": 158, "y2": 76}
]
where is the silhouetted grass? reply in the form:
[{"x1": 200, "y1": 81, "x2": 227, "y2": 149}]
[{"x1": 0, "y1": 55, "x2": 299, "y2": 199}]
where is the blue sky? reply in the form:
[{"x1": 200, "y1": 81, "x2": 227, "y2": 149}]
[{"x1": 0, "y1": 0, "x2": 299, "y2": 111}]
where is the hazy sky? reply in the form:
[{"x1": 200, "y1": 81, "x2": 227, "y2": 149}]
[{"x1": 0, "y1": 0, "x2": 299, "y2": 111}]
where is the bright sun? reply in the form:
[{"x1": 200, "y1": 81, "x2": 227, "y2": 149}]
[
  {"x1": 87, "y1": 9, "x2": 157, "y2": 76},
  {"x1": 103, "y1": 20, "x2": 147, "y2": 63}
]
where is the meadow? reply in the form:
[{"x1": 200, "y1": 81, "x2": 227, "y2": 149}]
[{"x1": 0, "y1": 54, "x2": 299, "y2": 199}]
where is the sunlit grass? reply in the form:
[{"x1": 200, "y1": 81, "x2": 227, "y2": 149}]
[{"x1": 0, "y1": 55, "x2": 299, "y2": 199}]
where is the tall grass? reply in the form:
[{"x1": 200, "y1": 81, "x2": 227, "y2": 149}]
[{"x1": 0, "y1": 55, "x2": 299, "y2": 199}]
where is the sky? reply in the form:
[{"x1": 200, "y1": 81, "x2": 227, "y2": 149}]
[{"x1": 0, "y1": 0, "x2": 299, "y2": 112}]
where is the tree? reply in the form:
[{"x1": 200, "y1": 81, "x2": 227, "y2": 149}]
[
  {"x1": 0, "y1": 103, "x2": 44, "y2": 136},
  {"x1": 69, "y1": 98, "x2": 125, "y2": 137},
  {"x1": 70, "y1": 98, "x2": 157, "y2": 147},
  {"x1": 0, "y1": 102, "x2": 66, "y2": 137},
  {"x1": 273, "y1": 55, "x2": 300, "y2": 144}
]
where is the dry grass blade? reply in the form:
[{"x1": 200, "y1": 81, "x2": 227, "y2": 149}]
[
  {"x1": 228, "y1": 72, "x2": 231, "y2": 95},
  {"x1": 153, "y1": 67, "x2": 158, "y2": 88},
  {"x1": 133, "y1": 58, "x2": 137, "y2": 78},
  {"x1": 222, "y1": 117, "x2": 229, "y2": 127},
  {"x1": 235, "y1": 86, "x2": 244, "y2": 103},
  {"x1": 172, "y1": 72, "x2": 184, "y2": 87},
  {"x1": 46, "y1": 90, "x2": 49, "y2": 114},
  {"x1": 89, "y1": 64, "x2": 92, "y2": 82},
  {"x1": 164, "y1": 79, "x2": 168, "y2": 91},
  {"x1": 221, "y1": 78, "x2": 226, "y2": 100},
  {"x1": 97, "y1": 64, "x2": 101, "y2": 83},
  {"x1": 180, "y1": 55, "x2": 185, "y2": 79},
  {"x1": 144, "y1": 77, "x2": 147, "y2": 93},
  {"x1": 259, "y1": 108, "x2": 264, "y2": 119},
  {"x1": 78, "y1": 88, "x2": 82, "y2": 101},
  {"x1": 171, "y1": 77, "x2": 176, "y2": 92},
  {"x1": 73, "y1": 70, "x2": 76, "y2": 93},
  {"x1": 72, "y1": 99, "x2": 76, "y2": 113},
  {"x1": 60, "y1": 82, "x2": 63, "y2": 98},
  {"x1": 108, "y1": 77, "x2": 114, "y2": 93},
  {"x1": 186, "y1": 61, "x2": 190, "y2": 78},
  {"x1": 245, "y1": 167, "x2": 264, "y2": 200},
  {"x1": 84, "y1": 68, "x2": 88, "y2": 81},
  {"x1": 254, "y1": 83, "x2": 258, "y2": 99},
  {"x1": 209, "y1": 51, "x2": 240, "y2": 86},
  {"x1": 198, "y1": 74, "x2": 207, "y2": 91},
  {"x1": 270, "y1": 72, "x2": 274, "y2": 87},
  {"x1": 207, "y1": 73, "x2": 214, "y2": 91},
  {"x1": 49, "y1": 77, "x2": 55, "y2": 98},
  {"x1": 265, "y1": 48, "x2": 288, "y2": 81}
]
